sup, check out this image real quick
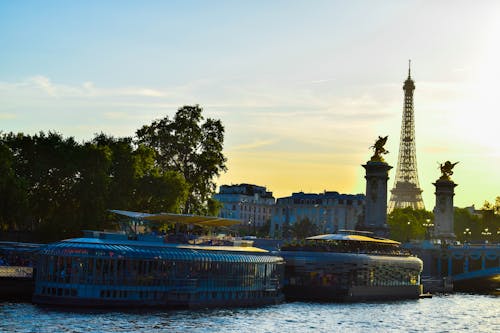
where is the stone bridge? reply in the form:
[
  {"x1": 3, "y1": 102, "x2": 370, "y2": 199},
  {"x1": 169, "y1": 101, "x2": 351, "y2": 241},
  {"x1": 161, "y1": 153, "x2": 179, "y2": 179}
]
[{"x1": 405, "y1": 242, "x2": 500, "y2": 292}]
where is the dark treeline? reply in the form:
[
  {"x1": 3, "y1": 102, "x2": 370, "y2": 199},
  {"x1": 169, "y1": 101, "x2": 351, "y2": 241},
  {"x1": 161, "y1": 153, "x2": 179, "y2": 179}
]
[
  {"x1": 388, "y1": 202, "x2": 500, "y2": 243},
  {"x1": 0, "y1": 105, "x2": 226, "y2": 242}
]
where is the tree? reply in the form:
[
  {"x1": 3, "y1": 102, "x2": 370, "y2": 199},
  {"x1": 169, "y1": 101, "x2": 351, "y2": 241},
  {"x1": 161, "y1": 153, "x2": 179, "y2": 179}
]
[
  {"x1": 0, "y1": 131, "x2": 190, "y2": 242},
  {"x1": 387, "y1": 207, "x2": 433, "y2": 242},
  {"x1": 1, "y1": 131, "x2": 84, "y2": 241},
  {"x1": 480, "y1": 199, "x2": 500, "y2": 242},
  {"x1": 0, "y1": 141, "x2": 28, "y2": 232},
  {"x1": 92, "y1": 134, "x2": 137, "y2": 211},
  {"x1": 92, "y1": 133, "x2": 189, "y2": 214},
  {"x1": 136, "y1": 105, "x2": 227, "y2": 214},
  {"x1": 256, "y1": 220, "x2": 271, "y2": 238},
  {"x1": 134, "y1": 172, "x2": 188, "y2": 213},
  {"x1": 290, "y1": 218, "x2": 318, "y2": 239},
  {"x1": 206, "y1": 198, "x2": 223, "y2": 217},
  {"x1": 454, "y1": 207, "x2": 481, "y2": 242},
  {"x1": 71, "y1": 142, "x2": 113, "y2": 235}
]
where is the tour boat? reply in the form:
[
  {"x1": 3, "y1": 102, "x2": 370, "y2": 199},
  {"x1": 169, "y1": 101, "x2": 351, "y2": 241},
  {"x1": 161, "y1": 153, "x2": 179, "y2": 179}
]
[
  {"x1": 280, "y1": 230, "x2": 423, "y2": 301},
  {"x1": 32, "y1": 210, "x2": 285, "y2": 308},
  {"x1": 0, "y1": 241, "x2": 42, "y2": 299}
]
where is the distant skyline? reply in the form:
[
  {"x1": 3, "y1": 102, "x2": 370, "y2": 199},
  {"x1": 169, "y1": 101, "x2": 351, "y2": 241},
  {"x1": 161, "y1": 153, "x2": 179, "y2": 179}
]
[{"x1": 1, "y1": 1, "x2": 500, "y2": 209}]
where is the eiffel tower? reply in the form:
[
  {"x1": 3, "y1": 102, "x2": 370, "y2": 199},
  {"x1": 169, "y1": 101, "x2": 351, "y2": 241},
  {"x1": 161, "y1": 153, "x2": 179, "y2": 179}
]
[{"x1": 388, "y1": 61, "x2": 425, "y2": 212}]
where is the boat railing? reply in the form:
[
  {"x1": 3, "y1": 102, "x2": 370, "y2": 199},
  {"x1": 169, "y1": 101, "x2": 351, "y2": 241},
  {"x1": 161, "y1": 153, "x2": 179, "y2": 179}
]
[
  {"x1": 171, "y1": 278, "x2": 198, "y2": 290},
  {"x1": 0, "y1": 266, "x2": 33, "y2": 278},
  {"x1": 281, "y1": 242, "x2": 411, "y2": 256},
  {"x1": 189, "y1": 235, "x2": 254, "y2": 247},
  {"x1": 265, "y1": 278, "x2": 280, "y2": 291}
]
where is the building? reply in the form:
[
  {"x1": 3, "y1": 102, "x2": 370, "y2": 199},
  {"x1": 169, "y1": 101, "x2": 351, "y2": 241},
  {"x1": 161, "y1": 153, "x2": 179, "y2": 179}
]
[
  {"x1": 270, "y1": 191, "x2": 365, "y2": 237},
  {"x1": 213, "y1": 184, "x2": 275, "y2": 232}
]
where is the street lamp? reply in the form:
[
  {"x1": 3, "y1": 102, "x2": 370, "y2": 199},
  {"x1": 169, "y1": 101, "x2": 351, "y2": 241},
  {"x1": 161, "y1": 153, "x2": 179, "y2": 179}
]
[
  {"x1": 423, "y1": 219, "x2": 434, "y2": 240},
  {"x1": 463, "y1": 228, "x2": 471, "y2": 243},
  {"x1": 239, "y1": 199, "x2": 248, "y2": 234},
  {"x1": 252, "y1": 204, "x2": 256, "y2": 235},
  {"x1": 481, "y1": 228, "x2": 492, "y2": 243},
  {"x1": 406, "y1": 221, "x2": 411, "y2": 242}
]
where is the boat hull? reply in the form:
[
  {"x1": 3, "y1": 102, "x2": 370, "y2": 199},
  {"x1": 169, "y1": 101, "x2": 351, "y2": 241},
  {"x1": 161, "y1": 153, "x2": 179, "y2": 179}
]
[
  {"x1": 0, "y1": 276, "x2": 34, "y2": 300},
  {"x1": 32, "y1": 292, "x2": 283, "y2": 309},
  {"x1": 284, "y1": 285, "x2": 421, "y2": 302},
  {"x1": 32, "y1": 237, "x2": 285, "y2": 308},
  {"x1": 281, "y1": 250, "x2": 423, "y2": 301}
]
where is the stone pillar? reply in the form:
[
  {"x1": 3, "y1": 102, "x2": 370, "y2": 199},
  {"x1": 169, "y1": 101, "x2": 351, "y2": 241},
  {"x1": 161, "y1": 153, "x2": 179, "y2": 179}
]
[
  {"x1": 433, "y1": 178, "x2": 457, "y2": 241},
  {"x1": 362, "y1": 161, "x2": 392, "y2": 237}
]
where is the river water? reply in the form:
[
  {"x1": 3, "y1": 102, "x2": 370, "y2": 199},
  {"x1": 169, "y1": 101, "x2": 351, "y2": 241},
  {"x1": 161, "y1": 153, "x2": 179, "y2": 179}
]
[{"x1": 1, "y1": 293, "x2": 498, "y2": 333}]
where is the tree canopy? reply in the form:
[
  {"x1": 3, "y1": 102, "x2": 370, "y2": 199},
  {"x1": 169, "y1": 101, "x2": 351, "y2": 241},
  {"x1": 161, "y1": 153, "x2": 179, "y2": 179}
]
[
  {"x1": 289, "y1": 218, "x2": 319, "y2": 240},
  {"x1": 136, "y1": 105, "x2": 227, "y2": 214},
  {"x1": 387, "y1": 207, "x2": 432, "y2": 242},
  {"x1": 0, "y1": 105, "x2": 224, "y2": 242},
  {"x1": 388, "y1": 204, "x2": 500, "y2": 243}
]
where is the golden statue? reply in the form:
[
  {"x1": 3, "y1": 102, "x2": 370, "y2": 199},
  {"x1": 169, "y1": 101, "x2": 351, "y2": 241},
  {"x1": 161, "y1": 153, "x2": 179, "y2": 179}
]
[
  {"x1": 370, "y1": 136, "x2": 389, "y2": 162},
  {"x1": 439, "y1": 161, "x2": 459, "y2": 180}
]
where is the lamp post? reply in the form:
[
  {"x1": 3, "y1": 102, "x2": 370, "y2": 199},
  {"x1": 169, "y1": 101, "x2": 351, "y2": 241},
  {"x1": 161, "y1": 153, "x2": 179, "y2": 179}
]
[
  {"x1": 481, "y1": 228, "x2": 492, "y2": 243},
  {"x1": 423, "y1": 219, "x2": 434, "y2": 240},
  {"x1": 239, "y1": 199, "x2": 248, "y2": 234},
  {"x1": 284, "y1": 205, "x2": 290, "y2": 239},
  {"x1": 253, "y1": 204, "x2": 256, "y2": 235},
  {"x1": 406, "y1": 221, "x2": 411, "y2": 242},
  {"x1": 241, "y1": 199, "x2": 257, "y2": 235},
  {"x1": 463, "y1": 228, "x2": 471, "y2": 243}
]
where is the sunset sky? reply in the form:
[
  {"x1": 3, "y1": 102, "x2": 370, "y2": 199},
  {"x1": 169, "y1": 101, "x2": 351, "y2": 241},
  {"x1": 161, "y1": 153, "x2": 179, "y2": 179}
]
[{"x1": 1, "y1": 1, "x2": 499, "y2": 210}]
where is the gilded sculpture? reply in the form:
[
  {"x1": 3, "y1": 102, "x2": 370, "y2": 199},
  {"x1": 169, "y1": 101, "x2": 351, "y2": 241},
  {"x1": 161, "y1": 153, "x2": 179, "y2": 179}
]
[
  {"x1": 439, "y1": 161, "x2": 459, "y2": 180},
  {"x1": 370, "y1": 136, "x2": 389, "y2": 162}
]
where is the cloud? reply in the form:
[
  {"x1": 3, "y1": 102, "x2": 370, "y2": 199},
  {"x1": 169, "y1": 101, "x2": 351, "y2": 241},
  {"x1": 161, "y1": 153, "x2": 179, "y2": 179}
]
[
  {"x1": 309, "y1": 78, "x2": 336, "y2": 84},
  {"x1": 102, "y1": 111, "x2": 157, "y2": 122},
  {"x1": 0, "y1": 113, "x2": 16, "y2": 120},
  {"x1": 29, "y1": 76, "x2": 57, "y2": 96},
  {"x1": 1, "y1": 77, "x2": 174, "y2": 99},
  {"x1": 422, "y1": 145, "x2": 450, "y2": 154},
  {"x1": 231, "y1": 139, "x2": 278, "y2": 151}
]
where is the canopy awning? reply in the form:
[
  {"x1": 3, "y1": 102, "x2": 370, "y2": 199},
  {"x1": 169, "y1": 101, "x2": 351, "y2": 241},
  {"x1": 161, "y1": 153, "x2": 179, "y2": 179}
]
[
  {"x1": 306, "y1": 233, "x2": 401, "y2": 245},
  {"x1": 109, "y1": 210, "x2": 240, "y2": 227}
]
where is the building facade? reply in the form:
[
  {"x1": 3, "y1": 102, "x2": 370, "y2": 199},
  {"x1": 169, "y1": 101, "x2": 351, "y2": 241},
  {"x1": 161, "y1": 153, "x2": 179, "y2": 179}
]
[
  {"x1": 270, "y1": 191, "x2": 365, "y2": 237},
  {"x1": 213, "y1": 184, "x2": 275, "y2": 232}
]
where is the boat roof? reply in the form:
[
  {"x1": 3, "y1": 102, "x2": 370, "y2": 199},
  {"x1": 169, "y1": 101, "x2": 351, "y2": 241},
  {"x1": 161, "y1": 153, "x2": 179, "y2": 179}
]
[
  {"x1": 63, "y1": 237, "x2": 269, "y2": 253},
  {"x1": 110, "y1": 209, "x2": 240, "y2": 227},
  {"x1": 306, "y1": 233, "x2": 401, "y2": 245},
  {"x1": 38, "y1": 238, "x2": 282, "y2": 264}
]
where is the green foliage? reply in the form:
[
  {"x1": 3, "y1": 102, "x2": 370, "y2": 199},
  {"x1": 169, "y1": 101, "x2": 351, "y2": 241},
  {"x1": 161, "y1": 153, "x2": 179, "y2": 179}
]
[
  {"x1": 476, "y1": 197, "x2": 500, "y2": 242},
  {"x1": 136, "y1": 105, "x2": 227, "y2": 214},
  {"x1": 256, "y1": 220, "x2": 271, "y2": 238},
  {"x1": 387, "y1": 207, "x2": 433, "y2": 242},
  {"x1": 206, "y1": 198, "x2": 223, "y2": 217},
  {"x1": 0, "y1": 141, "x2": 28, "y2": 232},
  {"x1": 388, "y1": 205, "x2": 500, "y2": 243},
  {"x1": 134, "y1": 172, "x2": 188, "y2": 213},
  {"x1": 0, "y1": 127, "x2": 191, "y2": 241},
  {"x1": 0, "y1": 105, "x2": 226, "y2": 242},
  {"x1": 290, "y1": 218, "x2": 319, "y2": 240},
  {"x1": 454, "y1": 207, "x2": 481, "y2": 242}
]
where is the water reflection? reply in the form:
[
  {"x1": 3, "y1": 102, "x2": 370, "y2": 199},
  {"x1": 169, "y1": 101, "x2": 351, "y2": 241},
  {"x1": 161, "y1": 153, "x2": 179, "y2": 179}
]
[{"x1": 2, "y1": 294, "x2": 498, "y2": 333}]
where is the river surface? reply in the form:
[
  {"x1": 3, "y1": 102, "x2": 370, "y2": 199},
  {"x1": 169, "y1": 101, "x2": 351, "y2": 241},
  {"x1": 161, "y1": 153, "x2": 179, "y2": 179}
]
[{"x1": 1, "y1": 293, "x2": 498, "y2": 333}]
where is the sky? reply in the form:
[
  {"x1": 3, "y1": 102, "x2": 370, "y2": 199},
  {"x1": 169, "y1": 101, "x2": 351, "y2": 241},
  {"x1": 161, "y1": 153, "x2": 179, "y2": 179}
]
[{"x1": 1, "y1": 0, "x2": 500, "y2": 210}]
